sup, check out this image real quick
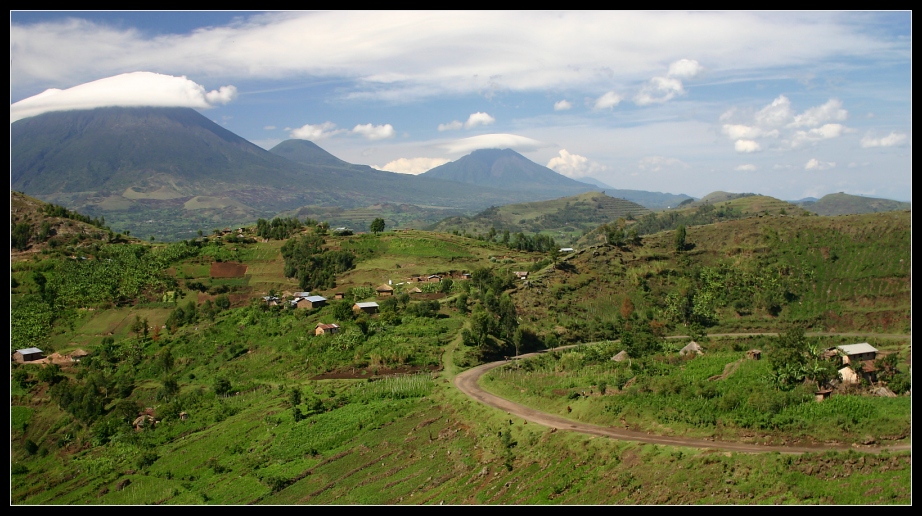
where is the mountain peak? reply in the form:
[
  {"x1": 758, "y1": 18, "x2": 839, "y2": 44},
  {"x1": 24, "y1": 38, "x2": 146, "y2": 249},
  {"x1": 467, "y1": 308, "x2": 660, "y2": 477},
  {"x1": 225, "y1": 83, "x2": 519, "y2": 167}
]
[{"x1": 421, "y1": 148, "x2": 597, "y2": 195}]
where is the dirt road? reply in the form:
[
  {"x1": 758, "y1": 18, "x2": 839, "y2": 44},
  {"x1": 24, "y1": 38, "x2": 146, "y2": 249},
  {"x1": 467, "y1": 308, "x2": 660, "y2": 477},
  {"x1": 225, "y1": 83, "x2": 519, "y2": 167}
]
[{"x1": 454, "y1": 345, "x2": 912, "y2": 454}]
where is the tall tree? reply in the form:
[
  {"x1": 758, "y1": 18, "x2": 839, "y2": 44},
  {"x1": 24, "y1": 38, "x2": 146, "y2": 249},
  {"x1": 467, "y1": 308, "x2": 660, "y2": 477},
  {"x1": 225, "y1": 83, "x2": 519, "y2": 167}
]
[
  {"x1": 674, "y1": 224, "x2": 687, "y2": 252},
  {"x1": 370, "y1": 218, "x2": 385, "y2": 235}
]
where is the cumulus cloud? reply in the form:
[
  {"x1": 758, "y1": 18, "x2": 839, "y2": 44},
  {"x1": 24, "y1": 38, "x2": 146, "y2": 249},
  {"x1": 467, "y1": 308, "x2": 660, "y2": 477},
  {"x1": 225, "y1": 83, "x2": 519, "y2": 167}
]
[
  {"x1": 594, "y1": 91, "x2": 623, "y2": 110},
  {"x1": 790, "y1": 123, "x2": 846, "y2": 147},
  {"x1": 633, "y1": 59, "x2": 701, "y2": 106},
  {"x1": 667, "y1": 58, "x2": 703, "y2": 78},
  {"x1": 554, "y1": 99, "x2": 572, "y2": 111},
  {"x1": 372, "y1": 157, "x2": 449, "y2": 175},
  {"x1": 438, "y1": 120, "x2": 463, "y2": 131},
  {"x1": 546, "y1": 149, "x2": 607, "y2": 178},
  {"x1": 805, "y1": 158, "x2": 835, "y2": 170},
  {"x1": 635, "y1": 76, "x2": 685, "y2": 105},
  {"x1": 290, "y1": 121, "x2": 342, "y2": 140},
  {"x1": 860, "y1": 131, "x2": 908, "y2": 148},
  {"x1": 789, "y1": 98, "x2": 847, "y2": 128},
  {"x1": 9, "y1": 71, "x2": 237, "y2": 123},
  {"x1": 735, "y1": 164, "x2": 757, "y2": 171},
  {"x1": 440, "y1": 133, "x2": 547, "y2": 154},
  {"x1": 638, "y1": 156, "x2": 687, "y2": 172},
  {"x1": 352, "y1": 123, "x2": 396, "y2": 140},
  {"x1": 464, "y1": 112, "x2": 495, "y2": 129},
  {"x1": 734, "y1": 140, "x2": 761, "y2": 153},
  {"x1": 722, "y1": 124, "x2": 776, "y2": 140},
  {"x1": 754, "y1": 95, "x2": 794, "y2": 128},
  {"x1": 438, "y1": 112, "x2": 495, "y2": 131},
  {"x1": 720, "y1": 95, "x2": 850, "y2": 152}
]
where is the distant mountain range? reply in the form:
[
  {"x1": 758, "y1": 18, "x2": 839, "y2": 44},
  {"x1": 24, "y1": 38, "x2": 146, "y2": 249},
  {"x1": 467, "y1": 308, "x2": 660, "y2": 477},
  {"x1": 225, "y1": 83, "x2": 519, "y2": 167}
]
[
  {"x1": 9, "y1": 108, "x2": 601, "y2": 239},
  {"x1": 13, "y1": 106, "x2": 903, "y2": 242}
]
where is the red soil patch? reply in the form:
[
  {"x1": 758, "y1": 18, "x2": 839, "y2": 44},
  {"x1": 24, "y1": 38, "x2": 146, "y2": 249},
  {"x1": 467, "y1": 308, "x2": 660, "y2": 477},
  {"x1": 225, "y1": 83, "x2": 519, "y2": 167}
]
[
  {"x1": 310, "y1": 364, "x2": 440, "y2": 380},
  {"x1": 210, "y1": 262, "x2": 247, "y2": 278}
]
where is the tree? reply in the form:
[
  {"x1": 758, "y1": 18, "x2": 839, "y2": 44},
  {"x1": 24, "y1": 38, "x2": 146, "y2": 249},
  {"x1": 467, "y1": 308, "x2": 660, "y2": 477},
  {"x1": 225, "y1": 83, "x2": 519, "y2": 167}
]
[
  {"x1": 370, "y1": 218, "x2": 385, "y2": 235},
  {"x1": 675, "y1": 224, "x2": 687, "y2": 252}
]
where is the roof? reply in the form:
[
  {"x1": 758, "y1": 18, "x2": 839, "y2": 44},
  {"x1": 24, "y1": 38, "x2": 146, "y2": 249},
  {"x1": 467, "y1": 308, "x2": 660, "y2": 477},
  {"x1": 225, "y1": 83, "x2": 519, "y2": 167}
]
[
  {"x1": 305, "y1": 295, "x2": 327, "y2": 303},
  {"x1": 837, "y1": 343, "x2": 878, "y2": 355},
  {"x1": 376, "y1": 284, "x2": 394, "y2": 291},
  {"x1": 559, "y1": 247, "x2": 574, "y2": 252},
  {"x1": 316, "y1": 323, "x2": 340, "y2": 330},
  {"x1": 354, "y1": 302, "x2": 379, "y2": 308},
  {"x1": 293, "y1": 291, "x2": 311, "y2": 297},
  {"x1": 17, "y1": 347, "x2": 43, "y2": 355}
]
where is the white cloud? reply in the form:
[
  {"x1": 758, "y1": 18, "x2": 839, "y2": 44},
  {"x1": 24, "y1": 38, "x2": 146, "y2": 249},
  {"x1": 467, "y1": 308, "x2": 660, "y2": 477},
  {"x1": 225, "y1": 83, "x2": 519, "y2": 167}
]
[
  {"x1": 722, "y1": 124, "x2": 763, "y2": 140},
  {"x1": 11, "y1": 12, "x2": 900, "y2": 104},
  {"x1": 789, "y1": 98, "x2": 847, "y2": 128},
  {"x1": 546, "y1": 149, "x2": 607, "y2": 178},
  {"x1": 352, "y1": 123, "x2": 396, "y2": 140},
  {"x1": 860, "y1": 131, "x2": 908, "y2": 148},
  {"x1": 9, "y1": 71, "x2": 236, "y2": 123},
  {"x1": 554, "y1": 99, "x2": 572, "y2": 111},
  {"x1": 594, "y1": 91, "x2": 623, "y2": 110},
  {"x1": 754, "y1": 95, "x2": 793, "y2": 128},
  {"x1": 667, "y1": 58, "x2": 703, "y2": 78},
  {"x1": 290, "y1": 121, "x2": 342, "y2": 140},
  {"x1": 464, "y1": 112, "x2": 495, "y2": 129},
  {"x1": 263, "y1": 125, "x2": 276, "y2": 130},
  {"x1": 438, "y1": 120, "x2": 463, "y2": 132},
  {"x1": 805, "y1": 158, "x2": 835, "y2": 170},
  {"x1": 635, "y1": 76, "x2": 685, "y2": 106},
  {"x1": 441, "y1": 133, "x2": 547, "y2": 154},
  {"x1": 734, "y1": 139, "x2": 761, "y2": 153},
  {"x1": 790, "y1": 123, "x2": 846, "y2": 147},
  {"x1": 735, "y1": 164, "x2": 757, "y2": 171},
  {"x1": 638, "y1": 156, "x2": 687, "y2": 172},
  {"x1": 372, "y1": 157, "x2": 449, "y2": 175}
]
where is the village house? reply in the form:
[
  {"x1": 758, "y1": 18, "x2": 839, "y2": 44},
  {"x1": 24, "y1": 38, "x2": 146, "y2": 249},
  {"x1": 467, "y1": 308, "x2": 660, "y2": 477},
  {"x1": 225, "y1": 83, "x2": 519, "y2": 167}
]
[
  {"x1": 376, "y1": 284, "x2": 395, "y2": 297},
  {"x1": 836, "y1": 343, "x2": 878, "y2": 364},
  {"x1": 12, "y1": 347, "x2": 44, "y2": 363},
  {"x1": 427, "y1": 274, "x2": 442, "y2": 283},
  {"x1": 514, "y1": 271, "x2": 529, "y2": 280},
  {"x1": 315, "y1": 323, "x2": 341, "y2": 336},
  {"x1": 263, "y1": 295, "x2": 281, "y2": 307},
  {"x1": 302, "y1": 295, "x2": 327, "y2": 309},
  {"x1": 353, "y1": 301, "x2": 379, "y2": 314}
]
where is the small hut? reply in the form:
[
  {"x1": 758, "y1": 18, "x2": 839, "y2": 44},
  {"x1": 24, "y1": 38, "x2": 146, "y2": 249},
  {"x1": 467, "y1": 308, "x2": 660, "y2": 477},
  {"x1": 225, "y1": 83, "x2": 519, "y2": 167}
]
[
  {"x1": 679, "y1": 341, "x2": 704, "y2": 357},
  {"x1": 611, "y1": 350, "x2": 629, "y2": 362},
  {"x1": 376, "y1": 284, "x2": 395, "y2": 297},
  {"x1": 12, "y1": 347, "x2": 44, "y2": 363},
  {"x1": 353, "y1": 302, "x2": 379, "y2": 314},
  {"x1": 746, "y1": 349, "x2": 762, "y2": 360},
  {"x1": 315, "y1": 323, "x2": 341, "y2": 336}
]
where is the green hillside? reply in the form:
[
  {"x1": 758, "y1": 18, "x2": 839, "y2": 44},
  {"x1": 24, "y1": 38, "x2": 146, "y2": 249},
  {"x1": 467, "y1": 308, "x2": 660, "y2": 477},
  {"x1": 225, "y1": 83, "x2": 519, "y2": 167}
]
[
  {"x1": 10, "y1": 195, "x2": 911, "y2": 505},
  {"x1": 430, "y1": 191, "x2": 650, "y2": 244},
  {"x1": 797, "y1": 192, "x2": 911, "y2": 216}
]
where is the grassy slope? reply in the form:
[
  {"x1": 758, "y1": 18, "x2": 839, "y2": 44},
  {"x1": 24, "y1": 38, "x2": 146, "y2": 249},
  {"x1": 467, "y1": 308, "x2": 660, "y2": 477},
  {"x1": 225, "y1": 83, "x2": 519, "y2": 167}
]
[
  {"x1": 429, "y1": 191, "x2": 649, "y2": 244},
  {"x1": 530, "y1": 211, "x2": 911, "y2": 336},
  {"x1": 10, "y1": 219, "x2": 912, "y2": 505}
]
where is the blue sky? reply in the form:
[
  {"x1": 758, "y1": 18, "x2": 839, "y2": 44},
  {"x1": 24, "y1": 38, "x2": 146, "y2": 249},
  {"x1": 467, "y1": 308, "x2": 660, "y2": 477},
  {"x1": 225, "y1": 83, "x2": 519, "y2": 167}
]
[{"x1": 10, "y1": 11, "x2": 912, "y2": 201}]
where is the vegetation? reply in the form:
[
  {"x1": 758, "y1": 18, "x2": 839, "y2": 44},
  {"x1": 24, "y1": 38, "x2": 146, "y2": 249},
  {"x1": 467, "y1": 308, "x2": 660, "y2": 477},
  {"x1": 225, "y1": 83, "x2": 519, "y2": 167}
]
[{"x1": 9, "y1": 193, "x2": 911, "y2": 505}]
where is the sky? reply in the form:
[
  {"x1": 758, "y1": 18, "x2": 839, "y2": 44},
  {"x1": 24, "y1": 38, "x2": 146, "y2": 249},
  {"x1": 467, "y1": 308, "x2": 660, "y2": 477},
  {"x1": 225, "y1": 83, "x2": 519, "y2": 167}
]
[{"x1": 10, "y1": 11, "x2": 912, "y2": 201}]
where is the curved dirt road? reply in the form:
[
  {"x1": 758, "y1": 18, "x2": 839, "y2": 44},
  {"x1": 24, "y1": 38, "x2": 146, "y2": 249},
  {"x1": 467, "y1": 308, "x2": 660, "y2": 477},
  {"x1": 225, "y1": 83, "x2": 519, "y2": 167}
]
[{"x1": 454, "y1": 349, "x2": 912, "y2": 454}]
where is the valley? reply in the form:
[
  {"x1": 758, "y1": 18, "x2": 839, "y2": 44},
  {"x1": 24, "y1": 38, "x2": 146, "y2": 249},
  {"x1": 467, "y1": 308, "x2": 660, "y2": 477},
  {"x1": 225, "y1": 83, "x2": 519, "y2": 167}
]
[{"x1": 10, "y1": 192, "x2": 911, "y2": 504}]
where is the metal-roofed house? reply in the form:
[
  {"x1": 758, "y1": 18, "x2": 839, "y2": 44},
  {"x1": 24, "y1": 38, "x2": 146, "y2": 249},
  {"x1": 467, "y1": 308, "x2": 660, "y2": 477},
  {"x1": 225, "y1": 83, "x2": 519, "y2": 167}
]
[
  {"x1": 353, "y1": 301, "x2": 379, "y2": 314},
  {"x1": 315, "y1": 323, "x2": 341, "y2": 336},
  {"x1": 13, "y1": 347, "x2": 44, "y2": 363},
  {"x1": 836, "y1": 343, "x2": 878, "y2": 364}
]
